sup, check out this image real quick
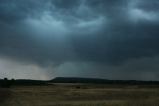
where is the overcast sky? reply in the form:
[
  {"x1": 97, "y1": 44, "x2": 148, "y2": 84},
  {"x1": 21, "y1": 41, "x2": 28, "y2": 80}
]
[{"x1": 0, "y1": 0, "x2": 159, "y2": 80}]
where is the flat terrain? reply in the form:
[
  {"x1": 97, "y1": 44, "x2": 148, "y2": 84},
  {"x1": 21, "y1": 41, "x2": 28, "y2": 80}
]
[{"x1": 1, "y1": 84, "x2": 159, "y2": 106}]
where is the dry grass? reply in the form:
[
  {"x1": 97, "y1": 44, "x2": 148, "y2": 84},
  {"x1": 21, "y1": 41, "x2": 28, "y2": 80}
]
[
  {"x1": 0, "y1": 88, "x2": 11, "y2": 104},
  {"x1": 1, "y1": 84, "x2": 159, "y2": 106}
]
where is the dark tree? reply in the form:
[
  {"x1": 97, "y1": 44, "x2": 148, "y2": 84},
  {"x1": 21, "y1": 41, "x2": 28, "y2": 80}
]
[{"x1": 2, "y1": 78, "x2": 11, "y2": 88}]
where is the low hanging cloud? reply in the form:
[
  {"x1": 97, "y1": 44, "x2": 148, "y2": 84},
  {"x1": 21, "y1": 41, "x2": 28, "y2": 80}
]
[{"x1": 0, "y1": 0, "x2": 159, "y2": 80}]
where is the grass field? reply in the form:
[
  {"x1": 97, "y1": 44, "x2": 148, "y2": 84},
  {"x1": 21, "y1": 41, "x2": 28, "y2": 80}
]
[{"x1": 1, "y1": 84, "x2": 159, "y2": 106}]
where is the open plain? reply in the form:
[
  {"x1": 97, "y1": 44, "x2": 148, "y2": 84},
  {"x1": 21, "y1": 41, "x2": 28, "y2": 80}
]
[{"x1": 1, "y1": 84, "x2": 159, "y2": 106}]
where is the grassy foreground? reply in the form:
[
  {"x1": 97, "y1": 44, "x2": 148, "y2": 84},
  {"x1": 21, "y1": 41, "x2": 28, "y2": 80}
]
[{"x1": 1, "y1": 84, "x2": 159, "y2": 106}]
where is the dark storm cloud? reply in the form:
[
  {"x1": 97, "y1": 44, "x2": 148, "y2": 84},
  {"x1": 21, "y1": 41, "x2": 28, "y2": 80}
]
[
  {"x1": 51, "y1": 0, "x2": 80, "y2": 9},
  {"x1": 1, "y1": 0, "x2": 159, "y2": 80},
  {"x1": 0, "y1": 0, "x2": 159, "y2": 63},
  {"x1": 0, "y1": 0, "x2": 43, "y2": 22}
]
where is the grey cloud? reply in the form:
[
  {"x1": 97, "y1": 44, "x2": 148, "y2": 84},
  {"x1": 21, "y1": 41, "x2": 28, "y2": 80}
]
[
  {"x1": 0, "y1": 0, "x2": 159, "y2": 80},
  {"x1": 136, "y1": 0, "x2": 159, "y2": 11},
  {"x1": 53, "y1": 56, "x2": 159, "y2": 80},
  {"x1": 0, "y1": 0, "x2": 159, "y2": 63}
]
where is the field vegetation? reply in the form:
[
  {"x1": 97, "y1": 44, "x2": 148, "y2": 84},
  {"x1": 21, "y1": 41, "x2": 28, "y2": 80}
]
[{"x1": 1, "y1": 84, "x2": 159, "y2": 106}]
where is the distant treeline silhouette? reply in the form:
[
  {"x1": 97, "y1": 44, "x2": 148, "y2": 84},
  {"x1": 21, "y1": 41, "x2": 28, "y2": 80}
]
[
  {"x1": 1, "y1": 77, "x2": 159, "y2": 87},
  {"x1": 0, "y1": 78, "x2": 47, "y2": 88},
  {"x1": 0, "y1": 78, "x2": 15, "y2": 88}
]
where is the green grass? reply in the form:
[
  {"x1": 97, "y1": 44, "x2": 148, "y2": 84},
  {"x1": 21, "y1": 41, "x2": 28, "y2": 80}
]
[{"x1": 1, "y1": 84, "x2": 159, "y2": 106}]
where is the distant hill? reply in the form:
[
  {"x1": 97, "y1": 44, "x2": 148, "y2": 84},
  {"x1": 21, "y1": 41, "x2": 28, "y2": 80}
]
[
  {"x1": 1, "y1": 77, "x2": 159, "y2": 86},
  {"x1": 50, "y1": 77, "x2": 109, "y2": 83},
  {"x1": 50, "y1": 77, "x2": 159, "y2": 85}
]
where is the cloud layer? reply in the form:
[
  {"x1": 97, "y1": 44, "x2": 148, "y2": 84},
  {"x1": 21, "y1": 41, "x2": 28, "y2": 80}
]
[{"x1": 0, "y1": 0, "x2": 159, "y2": 80}]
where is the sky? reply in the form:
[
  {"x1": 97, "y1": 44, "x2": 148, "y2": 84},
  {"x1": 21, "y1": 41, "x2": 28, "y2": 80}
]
[{"x1": 0, "y1": 0, "x2": 159, "y2": 80}]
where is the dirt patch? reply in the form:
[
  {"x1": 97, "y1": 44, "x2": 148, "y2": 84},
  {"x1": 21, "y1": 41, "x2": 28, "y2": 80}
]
[{"x1": 0, "y1": 88, "x2": 11, "y2": 104}]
